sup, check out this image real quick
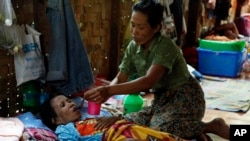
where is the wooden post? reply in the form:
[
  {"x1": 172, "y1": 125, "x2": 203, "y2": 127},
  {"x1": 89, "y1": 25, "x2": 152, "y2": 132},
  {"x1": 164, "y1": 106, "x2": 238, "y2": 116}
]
[
  {"x1": 184, "y1": 0, "x2": 201, "y2": 47},
  {"x1": 109, "y1": 0, "x2": 120, "y2": 80}
]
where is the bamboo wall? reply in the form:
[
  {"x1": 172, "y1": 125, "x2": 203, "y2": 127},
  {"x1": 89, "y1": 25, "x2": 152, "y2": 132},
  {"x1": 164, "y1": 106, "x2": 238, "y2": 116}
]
[
  {"x1": 0, "y1": 0, "x2": 239, "y2": 117},
  {"x1": 0, "y1": 0, "x2": 34, "y2": 117},
  {"x1": 0, "y1": 0, "x2": 135, "y2": 117}
]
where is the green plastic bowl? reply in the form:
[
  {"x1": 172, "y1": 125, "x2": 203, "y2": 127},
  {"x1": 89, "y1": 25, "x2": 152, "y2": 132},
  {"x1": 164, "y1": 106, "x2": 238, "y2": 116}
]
[
  {"x1": 123, "y1": 94, "x2": 143, "y2": 114},
  {"x1": 123, "y1": 104, "x2": 143, "y2": 114}
]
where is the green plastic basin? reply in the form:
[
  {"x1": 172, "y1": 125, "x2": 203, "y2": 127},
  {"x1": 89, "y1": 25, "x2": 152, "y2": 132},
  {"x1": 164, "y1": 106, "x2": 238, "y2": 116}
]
[{"x1": 199, "y1": 39, "x2": 245, "y2": 52}]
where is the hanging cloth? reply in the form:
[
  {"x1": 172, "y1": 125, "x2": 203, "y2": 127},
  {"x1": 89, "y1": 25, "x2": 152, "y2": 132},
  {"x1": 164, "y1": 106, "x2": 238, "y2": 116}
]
[{"x1": 45, "y1": 0, "x2": 94, "y2": 96}]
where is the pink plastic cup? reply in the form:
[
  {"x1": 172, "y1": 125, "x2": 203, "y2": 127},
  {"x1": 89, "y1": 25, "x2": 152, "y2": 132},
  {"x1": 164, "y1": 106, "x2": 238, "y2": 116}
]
[{"x1": 87, "y1": 101, "x2": 101, "y2": 115}]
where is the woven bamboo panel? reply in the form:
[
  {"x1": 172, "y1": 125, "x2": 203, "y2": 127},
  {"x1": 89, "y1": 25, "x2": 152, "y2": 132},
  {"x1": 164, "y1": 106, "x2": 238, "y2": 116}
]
[
  {"x1": 71, "y1": 0, "x2": 135, "y2": 77},
  {"x1": 0, "y1": 0, "x2": 136, "y2": 116},
  {"x1": 0, "y1": 49, "x2": 23, "y2": 117},
  {"x1": 0, "y1": 0, "x2": 35, "y2": 117},
  {"x1": 71, "y1": 0, "x2": 111, "y2": 76},
  {"x1": 119, "y1": 0, "x2": 135, "y2": 59}
]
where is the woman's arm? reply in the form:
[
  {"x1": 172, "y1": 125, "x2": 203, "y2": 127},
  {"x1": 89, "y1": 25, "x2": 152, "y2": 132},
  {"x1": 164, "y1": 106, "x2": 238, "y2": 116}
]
[
  {"x1": 84, "y1": 64, "x2": 166, "y2": 103},
  {"x1": 107, "y1": 64, "x2": 166, "y2": 95},
  {"x1": 215, "y1": 23, "x2": 239, "y2": 39},
  {"x1": 109, "y1": 71, "x2": 129, "y2": 85}
]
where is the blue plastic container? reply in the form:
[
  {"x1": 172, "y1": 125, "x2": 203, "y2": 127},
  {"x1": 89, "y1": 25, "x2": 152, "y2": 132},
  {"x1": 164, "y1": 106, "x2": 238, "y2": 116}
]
[{"x1": 197, "y1": 47, "x2": 245, "y2": 77}]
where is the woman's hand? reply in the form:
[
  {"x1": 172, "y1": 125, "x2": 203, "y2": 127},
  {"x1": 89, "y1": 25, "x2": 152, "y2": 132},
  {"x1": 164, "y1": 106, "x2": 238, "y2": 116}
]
[
  {"x1": 94, "y1": 116, "x2": 121, "y2": 130},
  {"x1": 84, "y1": 86, "x2": 111, "y2": 103}
]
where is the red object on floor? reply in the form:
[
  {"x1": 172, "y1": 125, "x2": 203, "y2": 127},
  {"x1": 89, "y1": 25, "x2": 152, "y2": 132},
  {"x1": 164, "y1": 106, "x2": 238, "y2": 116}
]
[{"x1": 182, "y1": 47, "x2": 198, "y2": 68}]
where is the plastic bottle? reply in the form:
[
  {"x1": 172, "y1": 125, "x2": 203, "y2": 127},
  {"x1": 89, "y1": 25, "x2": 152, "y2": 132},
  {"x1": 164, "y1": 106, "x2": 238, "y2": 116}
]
[
  {"x1": 21, "y1": 81, "x2": 40, "y2": 113},
  {"x1": 123, "y1": 93, "x2": 143, "y2": 115}
]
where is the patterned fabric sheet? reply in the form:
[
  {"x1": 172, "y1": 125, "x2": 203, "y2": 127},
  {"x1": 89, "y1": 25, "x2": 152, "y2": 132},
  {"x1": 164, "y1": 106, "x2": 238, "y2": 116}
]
[{"x1": 201, "y1": 79, "x2": 250, "y2": 112}]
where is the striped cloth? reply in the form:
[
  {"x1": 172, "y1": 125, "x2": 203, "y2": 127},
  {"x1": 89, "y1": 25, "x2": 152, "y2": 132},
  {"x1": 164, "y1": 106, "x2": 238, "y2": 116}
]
[{"x1": 103, "y1": 120, "x2": 188, "y2": 141}]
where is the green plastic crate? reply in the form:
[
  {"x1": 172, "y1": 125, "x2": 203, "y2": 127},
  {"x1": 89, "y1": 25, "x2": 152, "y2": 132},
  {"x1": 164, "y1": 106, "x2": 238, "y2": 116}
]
[{"x1": 199, "y1": 39, "x2": 245, "y2": 52}]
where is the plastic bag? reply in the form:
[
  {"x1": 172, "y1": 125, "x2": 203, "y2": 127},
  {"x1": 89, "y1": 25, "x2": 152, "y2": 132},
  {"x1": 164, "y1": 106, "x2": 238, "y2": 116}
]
[
  {"x1": 0, "y1": 25, "x2": 22, "y2": 51},
  {"x1": 160, "y1": 0, "x2": 177, "y2": 40},
  {"x1": 0, "y1": 25, "x2": 15, "y2": 48},
  {"x1": 234, "y1": 14, "x2": 250, "y2": 37},
  {"x1": 14, "y1": 24, "x2": 46, "y2": 86},
  {"x1": 161, "y1": 14, "x2": 177, "y2": 40},
  {"x1": 243, "y1": 59, "x2": 250, "y2": 72},
  {"x1": 0, "y1": 0, "x2": 16, "y2": 26}
]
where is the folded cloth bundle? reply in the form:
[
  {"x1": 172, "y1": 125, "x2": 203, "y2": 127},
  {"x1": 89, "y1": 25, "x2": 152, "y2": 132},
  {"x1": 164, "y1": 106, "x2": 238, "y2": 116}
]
[
  {"x1": 0, "y1": 117, "x2": 24, "y2": 141},
  {"x1": 22, "y1": 128, "x2": 58, "y2": 141},
  {"x1": 17, "y1": 112, "x2": 58, "y2": 141}
]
